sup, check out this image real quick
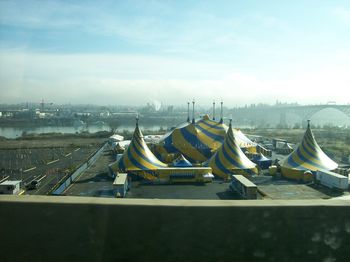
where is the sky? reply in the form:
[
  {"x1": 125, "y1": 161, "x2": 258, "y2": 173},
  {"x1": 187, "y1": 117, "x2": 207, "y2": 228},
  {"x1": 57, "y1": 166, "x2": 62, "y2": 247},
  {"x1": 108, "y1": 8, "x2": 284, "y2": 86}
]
[{"x1": 0, "y1": 0, "x2": 350, "y2": 106}]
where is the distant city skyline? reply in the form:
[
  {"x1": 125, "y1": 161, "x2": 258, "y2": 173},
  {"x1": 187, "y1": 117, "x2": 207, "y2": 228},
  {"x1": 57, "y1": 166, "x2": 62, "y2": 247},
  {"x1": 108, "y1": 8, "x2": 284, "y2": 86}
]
[{"x1": 1, "y1": 0, "x2": 350, "y2": 105}]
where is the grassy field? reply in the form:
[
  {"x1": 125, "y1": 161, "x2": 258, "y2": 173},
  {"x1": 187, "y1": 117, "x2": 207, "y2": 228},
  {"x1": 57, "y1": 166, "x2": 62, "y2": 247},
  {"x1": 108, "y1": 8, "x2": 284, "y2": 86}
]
[
  {"x1": 0, "y1": 131, "x2": 110, "y2": 149},
  {"x1": 245, "y1": 128, "x2": 350, "y2": 162}
]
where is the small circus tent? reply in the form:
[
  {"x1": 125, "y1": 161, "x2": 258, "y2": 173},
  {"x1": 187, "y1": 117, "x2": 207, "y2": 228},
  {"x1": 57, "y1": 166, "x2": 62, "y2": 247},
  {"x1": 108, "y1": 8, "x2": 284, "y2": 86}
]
[
  {"x1": 279, "y1": 121, "x2": 338, "y2": 181},
  {"x1": 252, "y1": 153, "x2": 272, "y2": 170},
  {"x1": 109, "y1": 121, "x2": 167, "y2": 180},
  {"x1": 206, "y1": 120, "x2": 258, "y2": 179},
  {"x1": 172, "y1": 154, "x2": 193, "y2": 167}
]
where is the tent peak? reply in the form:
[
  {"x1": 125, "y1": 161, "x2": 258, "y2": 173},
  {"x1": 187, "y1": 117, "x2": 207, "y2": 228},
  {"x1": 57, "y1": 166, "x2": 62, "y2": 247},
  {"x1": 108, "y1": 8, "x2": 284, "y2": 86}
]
[
  {"x1": 192, "y1": 100, "x2": 195, "y2": 124},
  {"x1": 219, "y1": 101, "x2": 223, "y2": 124},
  {"x1": 212, "y1": 100, "x2": 216, "y2": 120},
  {"x1": 187, "y1": 102, "x2": 190, "y2": 122},
  {"x1": 136, "y1": 114, "x2": 139, "y2": 127}
]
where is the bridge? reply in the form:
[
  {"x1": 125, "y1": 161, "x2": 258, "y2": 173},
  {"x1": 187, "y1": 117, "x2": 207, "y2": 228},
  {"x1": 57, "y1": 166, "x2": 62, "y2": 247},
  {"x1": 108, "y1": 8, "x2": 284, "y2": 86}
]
[{"x1": 230, "y1": 104, "x2": 350, "y2": 127}]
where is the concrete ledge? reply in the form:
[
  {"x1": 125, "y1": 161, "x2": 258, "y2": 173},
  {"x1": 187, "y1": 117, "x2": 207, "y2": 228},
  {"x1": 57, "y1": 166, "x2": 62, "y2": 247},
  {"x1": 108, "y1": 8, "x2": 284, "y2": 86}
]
[
  {"x1": 1, "y1": 195, "x2": 350, "y2": 206},
  {"x1": 1, "y1": 196, "x2": 350, "y2": 261}
]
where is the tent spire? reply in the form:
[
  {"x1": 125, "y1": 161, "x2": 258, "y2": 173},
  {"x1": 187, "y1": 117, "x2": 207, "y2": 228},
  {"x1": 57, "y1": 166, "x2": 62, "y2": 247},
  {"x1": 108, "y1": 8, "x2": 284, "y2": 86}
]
[
  {"x1": 219, "y1": 101, "x2": 223, "y2": 124},
  {"x1": 229, "y1": 118, "x2": 232, "y2": 127},
  {"x1": 307, "y1": 119, "x2": 311, "y2": 129},
  {"x1": 192, "y1": 100, "x2": 195, "y2": 124},
  {"x1": 136, "y1": 114, "x2": 139, "y2": 127},
  {"x1": 187, "y1": 102, "x2": 190, "y2": 122},
  {"x1": 213, "y1": 100, "x2": 216, "y2": 120}
]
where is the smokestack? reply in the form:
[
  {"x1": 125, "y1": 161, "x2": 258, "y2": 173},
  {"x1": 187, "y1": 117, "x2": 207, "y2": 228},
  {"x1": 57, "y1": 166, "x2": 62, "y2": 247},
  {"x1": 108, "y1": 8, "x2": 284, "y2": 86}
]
[
  {"x1": 187, "y1": 102, "x2": 190, "y2": 122},
  {"x1": 219, "y1": 101, "x2": 223, "y2": 124},
  {"x1": 213, "y1": 101, "x2": 216, "y2": 120},
  {"x1": 192, "y1": 100, "x2": 195, "y2": 124}
]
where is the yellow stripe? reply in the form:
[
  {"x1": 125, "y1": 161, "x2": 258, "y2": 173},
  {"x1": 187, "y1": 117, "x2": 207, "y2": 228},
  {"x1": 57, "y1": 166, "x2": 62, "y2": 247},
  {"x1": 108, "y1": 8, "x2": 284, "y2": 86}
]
[
  {"x1": 129, "y1": 145, "x2": 158, "y2": 170},
  {"x1": 172, "y1": 129, "x2": 207, "y2": 161}
]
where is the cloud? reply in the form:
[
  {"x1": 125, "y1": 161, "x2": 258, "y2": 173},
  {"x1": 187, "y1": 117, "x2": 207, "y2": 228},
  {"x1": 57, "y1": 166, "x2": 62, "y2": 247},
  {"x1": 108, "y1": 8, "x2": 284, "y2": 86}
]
[
  {"x1": 0, "y1": 0, "x2": 285, "y2": 57},
  {"x1": 1, "y1": 50, "x2": 350, "y2": 106}
]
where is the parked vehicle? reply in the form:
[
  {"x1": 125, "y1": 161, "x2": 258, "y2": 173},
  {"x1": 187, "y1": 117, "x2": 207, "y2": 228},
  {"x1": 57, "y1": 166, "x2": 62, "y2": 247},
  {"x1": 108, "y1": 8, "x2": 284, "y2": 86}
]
[
  {"x1": 25, "y1": 180, "x2": 40, "y2": 190},
  {"x1": 229, "y1": 175, "x2": 257, "y2": 199},
  {"x1": 316, "y1": 170, "x2": 348, "y2": 191}
]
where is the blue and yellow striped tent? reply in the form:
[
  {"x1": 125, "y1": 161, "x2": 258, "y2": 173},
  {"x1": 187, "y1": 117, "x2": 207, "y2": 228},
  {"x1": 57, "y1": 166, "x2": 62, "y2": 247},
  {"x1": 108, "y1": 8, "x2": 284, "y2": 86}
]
[
  {"x1": 206, "y1": 120, "x2": 257, "y2": 179},
  {"x1": 196, "y1": 114, "x2": 227, "y2": 151},
  {"x1": 110, "y1": 123, "x2": 167, "y2": 173},
  {"x1": 280, "y1": 121, "x2": 338, "y2": 180},
  {"x1": 233, "y1": 129, "x2": 257, "y2": 151},
  {"x1": 158, "y1": 120, "x2": 213, "y2": 162},
  {"x1": 155, "y1": 114, "x2": 257, "y2": 163}
]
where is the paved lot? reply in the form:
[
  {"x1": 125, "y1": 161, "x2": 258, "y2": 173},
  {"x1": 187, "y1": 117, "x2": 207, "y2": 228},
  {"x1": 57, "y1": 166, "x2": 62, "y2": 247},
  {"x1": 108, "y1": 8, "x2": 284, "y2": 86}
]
[
  {"x1": 0, "y1": 146, "x2": 101, "y2": 195},
  {"x1": 65, "y1": 150, "x2": 245, "y2": 199},
  {"x1": 253, "y1": 176, "x2": 342, "y2": 199},
  {"x1": 64, "y1": 149, "x2": 115, "y2": 197}
]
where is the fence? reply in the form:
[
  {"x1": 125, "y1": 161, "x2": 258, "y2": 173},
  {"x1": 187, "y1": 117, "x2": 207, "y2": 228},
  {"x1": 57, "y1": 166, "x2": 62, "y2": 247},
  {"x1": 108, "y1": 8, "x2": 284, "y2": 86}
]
[{"x1": 51, "y1": 143, "x2": 108, "y2": 195}]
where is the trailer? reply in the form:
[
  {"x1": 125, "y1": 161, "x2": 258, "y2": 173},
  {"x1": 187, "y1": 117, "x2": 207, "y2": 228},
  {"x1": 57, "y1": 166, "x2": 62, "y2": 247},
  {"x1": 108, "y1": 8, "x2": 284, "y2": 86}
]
[
  {"x1": 113, "y1": 173, "x2": 128, "y2": 198},
  {"x1": 0, "y1": 180, "x2": 21, "y2": 195},
  {"x1": 229, "y1": 175, "x2": 257, "y2": 199},
  {"x1": 316, "y1": 170, "x2": 348, "y2": 191}
]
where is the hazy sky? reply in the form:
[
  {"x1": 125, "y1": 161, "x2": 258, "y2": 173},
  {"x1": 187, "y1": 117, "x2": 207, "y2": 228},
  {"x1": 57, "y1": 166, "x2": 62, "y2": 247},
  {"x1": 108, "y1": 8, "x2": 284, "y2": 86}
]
[{"x1": 1, "y1": 0, "x2": 350, "y2": 106}]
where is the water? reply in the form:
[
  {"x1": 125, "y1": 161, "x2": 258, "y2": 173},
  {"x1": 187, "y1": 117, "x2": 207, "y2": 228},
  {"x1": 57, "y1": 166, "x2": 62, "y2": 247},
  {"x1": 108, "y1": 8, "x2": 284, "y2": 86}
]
[
  {"x1": 0, "y1": 124, "x2": 167, "y2": 139},
  {"x1": 0, "y1": 125, "x2": 111, "y2": 139}
]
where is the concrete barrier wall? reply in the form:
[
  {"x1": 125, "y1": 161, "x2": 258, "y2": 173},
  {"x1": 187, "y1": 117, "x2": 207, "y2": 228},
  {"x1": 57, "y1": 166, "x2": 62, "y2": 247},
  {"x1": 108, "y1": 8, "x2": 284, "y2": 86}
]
[
  {"x1": 1, "y1": 196, "x2": 350, "y2": 262},
  {"x1": 52, "y1": 143, "x2": 108, "y2": 195}
]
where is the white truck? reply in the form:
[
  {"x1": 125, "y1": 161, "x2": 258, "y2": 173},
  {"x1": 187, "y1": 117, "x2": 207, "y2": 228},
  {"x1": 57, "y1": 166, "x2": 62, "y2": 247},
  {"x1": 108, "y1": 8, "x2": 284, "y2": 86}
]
[{"x1": 316, "y1": 170, "x2": 348, "y2": 191}]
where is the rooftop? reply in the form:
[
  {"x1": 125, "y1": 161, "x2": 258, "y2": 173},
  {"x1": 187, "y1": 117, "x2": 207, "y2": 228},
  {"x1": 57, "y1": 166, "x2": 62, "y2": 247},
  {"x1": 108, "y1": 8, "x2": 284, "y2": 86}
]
[{"x1": 0, "y1": 180, "x2": 21, "y2": 186}]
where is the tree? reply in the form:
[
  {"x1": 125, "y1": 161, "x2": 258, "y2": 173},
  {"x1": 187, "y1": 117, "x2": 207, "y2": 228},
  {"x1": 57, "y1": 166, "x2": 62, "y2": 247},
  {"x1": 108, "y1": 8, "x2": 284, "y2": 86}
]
[{"x1": 106, "y1": 118, "x2": 120, "y2": 133}]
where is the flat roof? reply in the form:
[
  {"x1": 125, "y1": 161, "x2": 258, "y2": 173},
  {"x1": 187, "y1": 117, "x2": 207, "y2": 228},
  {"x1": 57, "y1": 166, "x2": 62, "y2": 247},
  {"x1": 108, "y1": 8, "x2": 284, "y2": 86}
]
[
  {"x1": 317, "y1": 170, "x2": 348, "y2": 179},
  {"x1": 113, "y1": 174, "x2": 128, "y2": 185},
  {"x1": 0, "y1": 180, "x2": 21, "y2": 186},
  {"x1": 232, "y1": 175, "x2": 257, "y2": 187}
]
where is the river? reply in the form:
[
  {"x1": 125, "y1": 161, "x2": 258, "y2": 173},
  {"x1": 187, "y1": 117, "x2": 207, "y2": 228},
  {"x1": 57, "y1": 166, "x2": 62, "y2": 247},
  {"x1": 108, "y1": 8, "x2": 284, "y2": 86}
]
[{"x1": 0, "y1": 124, "x2": 167, "y2": 139}]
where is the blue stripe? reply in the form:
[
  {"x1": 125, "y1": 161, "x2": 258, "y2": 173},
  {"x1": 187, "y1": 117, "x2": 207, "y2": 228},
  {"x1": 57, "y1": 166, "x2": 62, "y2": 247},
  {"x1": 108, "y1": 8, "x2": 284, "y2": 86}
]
[
  {"x1": 287, "y1": 148, "x2": 325, "y2": 170},
  {"x1": 295, "y1": 148, "x2": 327, "y2": 170},
  {"x1": 163, "y1": 134, "x2": 178, "y2": 153},
  {"x1": 132, "y1": 140, "x2": 165, "y2": 168},
  {"x1": 301, "y1": 140, "x2": 320, "y2": 161},
  {"x1": 127, "y1": 148, "x2": 150, "y2": 170},
  {"x1": 226, "y1": 134, "x2": 243, "y2": 160},
  {"x1": 196, "y1": 124, "x2": 225, "y2": 142},
  {"x1": 179, "y1": 127, "x2": 212, "y2": 158},
  {"x1": 302, "y1": 134, "x2": 323, "y2": 160},
  {"x1": 221, "y1": 144, "x2": 245, "y2": 169},
  {"x1": 214, "y1": 154, "x2": 230, "y2": 175},
  {"x1": 197, "y1": 120, "x2": 226, "y2": 131}
]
